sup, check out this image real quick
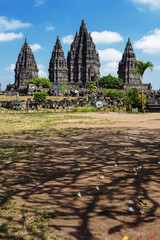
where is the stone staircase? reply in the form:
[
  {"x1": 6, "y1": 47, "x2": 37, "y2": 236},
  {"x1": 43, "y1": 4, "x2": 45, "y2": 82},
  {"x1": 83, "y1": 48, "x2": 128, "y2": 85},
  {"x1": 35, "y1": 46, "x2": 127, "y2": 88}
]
[{"x1": 145, "y1": 104, "x2": 160, "y2": 112}]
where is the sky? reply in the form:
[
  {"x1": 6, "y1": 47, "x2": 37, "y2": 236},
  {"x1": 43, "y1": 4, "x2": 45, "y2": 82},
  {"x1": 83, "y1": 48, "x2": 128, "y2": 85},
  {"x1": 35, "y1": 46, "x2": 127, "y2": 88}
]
[{"x1": 1, "y1": 0, "x2": 160, "y2": 90}]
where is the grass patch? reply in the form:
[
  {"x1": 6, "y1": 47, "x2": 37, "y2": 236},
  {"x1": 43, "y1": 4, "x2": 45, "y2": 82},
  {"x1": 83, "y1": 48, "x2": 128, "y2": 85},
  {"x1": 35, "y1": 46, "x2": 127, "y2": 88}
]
[
  {"x1": 0, "y1": 199, "x2": 58, "y2": 239},
  {"x1": 56, "y1": 119, "x2": 115, "y2": 125},
  {"x1": 0, "y1": 113, "x2": 87, "y2": 137},
  {"x1": 0, "y1": 142, "x2": 37, "y2": 167}
]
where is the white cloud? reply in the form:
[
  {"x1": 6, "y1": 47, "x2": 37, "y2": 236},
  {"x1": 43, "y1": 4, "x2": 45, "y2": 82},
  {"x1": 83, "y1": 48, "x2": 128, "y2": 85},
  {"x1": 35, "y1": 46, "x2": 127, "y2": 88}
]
[
  {"x1": 154, "y1": 65, "x2": 160, "y2": 70},
  {"x1": 30, "y1": 43, "x2": 42, "y2": 52},
  {"x1": 46, "y1": 25, "x2": 54, "y2": 31},
  {"x1": 91, "y1": 31, "x2": 123, "y2": 44},
  {"x1": 131, "y1": 0, "x2": 160, "y2": 10},
  {"x1": 62, "y1": 35, "x2": 74, "y2": 44},
  {"x1": 0, "y1": 32, "x2": 23, "y2": 41},
  {"x1": 38, "y1": 64, "x2": 47, "y2": 78},
  {"x1": 134, "y1": 29, "x2": 160, "y2": 53},
  {"x1": 101, "y1": 62, "x2": 119, "y2": 76},
  {"x1": 5, "y1": 64, "x2": 15, "y2": 72},
  {"x1": 34, "y1": 0, "x2": 45, "y2": 6},
  {"x1": 0, "y1": 16, "x2": 31, "y2": 31},
  {"x1": 98, "y1": 48, "x2": 122, "y2": 62}
]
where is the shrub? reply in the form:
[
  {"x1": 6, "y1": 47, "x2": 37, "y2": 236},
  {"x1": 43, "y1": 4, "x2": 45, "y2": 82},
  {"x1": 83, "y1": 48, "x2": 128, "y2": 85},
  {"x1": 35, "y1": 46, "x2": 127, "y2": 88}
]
[
  {"x1": 124, "y1": 88, "x2": 146, "y2": 110},
  {"x1": 26, "y1": 78, "x2": 52, "y2": 88},
  {"x1": 33, "y1": 92, "x2": 47, "y2": 104},
  {"x1": 99, "y1": 74, "x2": 123, "y2": 89},
  {"x1": 58, "y1": 82, "x2": 68, "y2": 92},
  {"x1": 88, "y1": 81, "x2": 97, "y2": 92},
  {"x1": 103, "y1": 89, "x2": 124, "y2": 100}
]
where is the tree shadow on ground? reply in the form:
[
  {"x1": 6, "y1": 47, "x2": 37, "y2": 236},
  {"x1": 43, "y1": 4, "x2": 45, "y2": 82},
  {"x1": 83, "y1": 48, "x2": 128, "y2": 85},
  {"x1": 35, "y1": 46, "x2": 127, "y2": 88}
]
[{"x1": 0, "y1": 127, "x2": 160, "y2": 239}]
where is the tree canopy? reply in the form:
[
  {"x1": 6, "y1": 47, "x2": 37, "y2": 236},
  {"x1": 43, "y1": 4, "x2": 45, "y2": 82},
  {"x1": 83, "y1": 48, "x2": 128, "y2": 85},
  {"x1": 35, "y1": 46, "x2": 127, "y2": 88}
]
[
  {"x1": 58, "y1": 82, "x2": 68, "y2": 92},
  {"x1": 26, "y1": 78, "x2": 52, "y2": 88},
  {"x1": 99, "y1": 74, "x2": 123, "y2": 89},
  {"x1": 88, "y1": 81, "x2": 97, "y2": 92}
]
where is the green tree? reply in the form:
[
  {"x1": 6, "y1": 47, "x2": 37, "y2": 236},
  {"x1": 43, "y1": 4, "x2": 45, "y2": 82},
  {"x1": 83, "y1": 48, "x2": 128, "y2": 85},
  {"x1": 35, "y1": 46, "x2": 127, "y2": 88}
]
[
  {"x1": 26, "y1": 78, "x2": 52, "y2": 88},
  {"x1": 58, "y1": 82, "x2": 68, "y2": 93},
  {"x1": 124, "y1": 88, "x2": 146, "y2": 111},
  {"x1": 102, "y1": 89, "x2": 124, "y2": 100},
  {"x1": 99, "y1": 74, "x2": 123, "y2": 89},
  {"x1": 33, "y1": 92, "x2": 48, "y2": 104},
  {"x1": 88, "y1": 81, "x2": 97, "y2": 92},
  {"x1": 134, "y1": 60, "x2": 153, "y2": 112}
]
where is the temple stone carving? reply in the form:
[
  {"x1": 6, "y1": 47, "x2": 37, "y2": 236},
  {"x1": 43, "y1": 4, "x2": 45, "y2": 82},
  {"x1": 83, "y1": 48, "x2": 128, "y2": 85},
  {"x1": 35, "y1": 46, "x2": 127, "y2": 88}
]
[
  {"x1": 67, "y1": 19, "x2": 100, "y2": 87},
  {"x1": 14, "y1": 38, "x2": 38, "y2": 90},
  {"x1": 49, "y1": 36, "x2": 68, "y2": 85},
  {"x1": 118, "y1": 38, "x2": 140, "y2": 89}
]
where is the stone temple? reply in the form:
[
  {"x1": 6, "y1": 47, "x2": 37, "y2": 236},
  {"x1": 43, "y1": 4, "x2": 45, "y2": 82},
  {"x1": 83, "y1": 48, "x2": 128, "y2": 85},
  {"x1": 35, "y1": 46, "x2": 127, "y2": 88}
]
[
  {"x1": 49, "y1": 36, "x2": 68, "y2": 85},
  {"x1": 67, "y1": 19, "x2": 100, "y2": 87},
  {"x1": 4, "y1": 20, "x2": 152, "y2": 95},
  {"x1": 118, "y1": 38, "x2": 141, "y2": 89},
  {"x1": 15, "y1": 38, "x2": 39, "y2": 89},
  {"x1": 6, "y1": 38, "x2": 39, "y2": 94}
]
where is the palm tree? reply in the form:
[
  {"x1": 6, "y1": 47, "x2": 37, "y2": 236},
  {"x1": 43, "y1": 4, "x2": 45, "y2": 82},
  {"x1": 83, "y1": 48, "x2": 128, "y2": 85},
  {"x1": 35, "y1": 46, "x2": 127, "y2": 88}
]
[{"x1": 134, "y1": 60, "x2": 153, "y2": 112}]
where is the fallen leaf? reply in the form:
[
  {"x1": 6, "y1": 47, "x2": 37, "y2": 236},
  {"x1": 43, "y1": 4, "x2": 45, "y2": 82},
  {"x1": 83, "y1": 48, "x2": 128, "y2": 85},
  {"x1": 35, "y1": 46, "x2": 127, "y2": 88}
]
[
  {"x1": 122, "y1": 236, "x2": 130, "y2": 240},
  {"x1": 147, "y1": 235, "x2": 154, "y2": 239}
]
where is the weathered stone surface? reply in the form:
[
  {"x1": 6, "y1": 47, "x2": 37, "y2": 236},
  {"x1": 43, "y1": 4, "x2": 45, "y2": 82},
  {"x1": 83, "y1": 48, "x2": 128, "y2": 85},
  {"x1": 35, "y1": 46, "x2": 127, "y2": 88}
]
[
  {"x1": 118, "y1": 38, "x2": 141, "y2": 88},
  {"x1": 14, "y1": 38, "x2": 38, "y2": 90},
  {"x1": 67, "y1": 19, "x2": 100, "y2": 87},
  {"x1": 49, "y1": 36, "x2": 68, "y2": 85}
]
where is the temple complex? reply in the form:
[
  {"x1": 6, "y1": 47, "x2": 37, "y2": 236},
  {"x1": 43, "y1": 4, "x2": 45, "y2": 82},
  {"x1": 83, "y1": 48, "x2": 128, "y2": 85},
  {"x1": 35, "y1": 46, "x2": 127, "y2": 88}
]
[
  {"x1": 49, "y1": 36, "x2": 68, "y2": 85},
  {"x1": 67, "y1": 19, "x2": 100, "y2": 87},
  {"x1": 4, "y1": 21, "x2": 153, "y2": 95},
  {"x1": 118, "y1": 38, "x2": 141, "y2": 89}
]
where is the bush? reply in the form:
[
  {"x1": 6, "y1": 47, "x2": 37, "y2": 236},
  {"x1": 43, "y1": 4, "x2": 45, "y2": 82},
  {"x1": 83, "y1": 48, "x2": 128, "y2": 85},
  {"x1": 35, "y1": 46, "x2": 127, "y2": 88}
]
[
  {"x1": 88, "y1": 81, "x2": 97, "y2": 92},
  {"x1": 99, "y1": 74, "x2": 123, "y2": 89},
  {"x1": 33, "y1": 92, "x2": 48, "y2": 104},
  {"x1": 58, "y1": 82, "x2": 68, "y2": 92},
  {"x1": 26, "y1": 78, "x2": 52, "y2": 88},
  {"x1": 103, "y1": 89, "x2": 125, "y2": 100},
  {"x1": 124, "y1": 88, "x2": 146, "y2": 110}
]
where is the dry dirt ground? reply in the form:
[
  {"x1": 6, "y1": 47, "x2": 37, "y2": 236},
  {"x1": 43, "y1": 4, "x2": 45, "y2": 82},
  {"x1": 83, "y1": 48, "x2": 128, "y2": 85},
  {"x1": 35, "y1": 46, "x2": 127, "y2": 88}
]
[{"x1": 0, "y1": 112, "x2": 160, "y2": 240}]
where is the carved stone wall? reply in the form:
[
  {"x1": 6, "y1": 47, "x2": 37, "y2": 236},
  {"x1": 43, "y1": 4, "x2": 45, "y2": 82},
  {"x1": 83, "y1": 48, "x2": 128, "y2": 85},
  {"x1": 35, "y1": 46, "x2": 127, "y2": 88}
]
[
  {"x1": 14, "y1": 38, "x2": 38, "y2": 90},
  {"x1": 118, "y1": 38, "x2": 141, "y2": 88},
  {"x1": 67, "y1": 20, "x2": 100, "y2": 87},
  {"x1": 49, "y1": 36, "x2": 68, "y2": 85}
]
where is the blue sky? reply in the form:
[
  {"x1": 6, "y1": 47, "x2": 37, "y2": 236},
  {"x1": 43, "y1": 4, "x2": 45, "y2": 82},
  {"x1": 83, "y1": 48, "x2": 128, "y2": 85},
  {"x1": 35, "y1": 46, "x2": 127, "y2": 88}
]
[{"x1": 1, "y1": 0, "x2": 160, "y2": 90}]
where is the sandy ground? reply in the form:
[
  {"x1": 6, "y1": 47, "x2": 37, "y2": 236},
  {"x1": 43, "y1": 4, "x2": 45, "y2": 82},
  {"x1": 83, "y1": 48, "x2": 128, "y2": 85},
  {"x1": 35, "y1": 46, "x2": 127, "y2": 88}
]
[{"x1": 0, "y1": 112, "x2": 160, "y2": 240}]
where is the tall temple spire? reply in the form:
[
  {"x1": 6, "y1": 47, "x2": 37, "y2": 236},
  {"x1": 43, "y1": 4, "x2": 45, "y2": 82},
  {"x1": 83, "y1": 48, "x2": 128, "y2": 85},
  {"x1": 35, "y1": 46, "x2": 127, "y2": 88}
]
[
  {"x1": 14, "y1": 38, "x2": 38, "y2": 90},
  {"x1": 118, "y1": 37, "x2": 140, "y2": 88},
  {"x1": 49, "y1": 36, "x2": 68, "y2": 84},
  {"x1": 67, "y1": 19, "x2": 100, "y2": 86}
]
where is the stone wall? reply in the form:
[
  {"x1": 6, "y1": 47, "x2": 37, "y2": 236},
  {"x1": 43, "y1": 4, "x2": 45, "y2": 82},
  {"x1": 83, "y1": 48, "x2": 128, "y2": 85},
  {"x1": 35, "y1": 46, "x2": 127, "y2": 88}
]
[
  {"x1": 1, "y1": 89, "x2": 160, "y2": 111},
  {"x1": 0, "y1": 96, "x2": 124, "y2": 111}
]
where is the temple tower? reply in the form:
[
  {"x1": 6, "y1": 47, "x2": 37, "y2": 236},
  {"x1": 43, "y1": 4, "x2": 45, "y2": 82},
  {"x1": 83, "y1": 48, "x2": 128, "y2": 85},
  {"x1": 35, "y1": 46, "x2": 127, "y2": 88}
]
[
  {"x1": 67, "y1": 19, "x2": 100, "y2": 87},
  {"x1": 49, "y1": 36, "x2": 68, "y2": 85},
  {"x1": 118, "y1": 38, "x2": 140, "y2": 88},
  {"x1": 14, "y1": 38, "x2": 38, "y2": 89}
]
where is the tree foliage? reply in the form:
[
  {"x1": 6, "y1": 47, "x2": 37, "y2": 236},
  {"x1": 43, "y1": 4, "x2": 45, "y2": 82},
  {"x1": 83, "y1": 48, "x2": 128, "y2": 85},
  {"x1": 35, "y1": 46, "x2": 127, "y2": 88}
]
[
  {"x1": 33, "y1": 92, "x2": 48, "y2": 104},
  {"x1": 102, "y1": 89, "x2": 124, "y2": 100},
  {"x1": 124, "y1": 88, "x2": 146, "y2": 109},
  {"x1": 99, "y1": 74, "x2": 123, "y2": 89},
  {"x1": 88, "y1": 81, "x2": 97, "y2": 92},
  {"x1": 26, "y1": 78, "x2": 52, "y2": 88},
  {"x1": 58, "y1": 82, "x2": 68, "y2": 92},
  {"x1": 134, "y1": 60, "x2": 153, "y2": 111},
  {"x1": 134, "y1": 61, "x2": 153, "y2": 78}
]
